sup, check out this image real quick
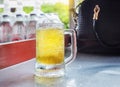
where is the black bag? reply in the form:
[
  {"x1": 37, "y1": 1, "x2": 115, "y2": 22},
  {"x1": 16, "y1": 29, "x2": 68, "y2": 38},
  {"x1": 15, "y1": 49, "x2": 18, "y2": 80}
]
[{"x1": 73, "y1": 0, "x2": 120, "y2": 54}]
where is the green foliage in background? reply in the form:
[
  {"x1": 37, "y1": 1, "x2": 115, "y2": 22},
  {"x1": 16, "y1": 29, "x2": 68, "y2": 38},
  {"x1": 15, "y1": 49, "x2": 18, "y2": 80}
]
[
  {"x1": 41, "y1": 3, "x2": 69, "y2": 29},
  {"x1": 0, "y1": 8, "x2": 3, "y2": 13},
  {"x1": 22, "y1": 3, "x2": 69, "y2": 29},
  {"x1": 23, "y1": 6, "x2": 34, "y2": 14},
  {"x1": 78, "y1": 0, "x2": 84, "y2": 3}
]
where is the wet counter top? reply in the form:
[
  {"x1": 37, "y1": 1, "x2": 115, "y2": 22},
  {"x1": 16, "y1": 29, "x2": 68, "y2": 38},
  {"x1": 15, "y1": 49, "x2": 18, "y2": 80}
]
[{"x1": 1, "y1": 53, "x2": 120, "y2": 87}]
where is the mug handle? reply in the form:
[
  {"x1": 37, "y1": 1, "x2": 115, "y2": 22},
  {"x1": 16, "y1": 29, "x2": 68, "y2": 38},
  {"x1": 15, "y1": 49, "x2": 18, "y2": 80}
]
[{"x1": 64, "y1": 29, "x2": 77, "y2": 65}]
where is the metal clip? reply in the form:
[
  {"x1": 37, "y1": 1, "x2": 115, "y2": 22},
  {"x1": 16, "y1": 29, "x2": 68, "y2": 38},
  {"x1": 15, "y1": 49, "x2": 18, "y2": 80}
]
[{"x1": 93, "y1": 5, "x2": 100, "y2": 20}]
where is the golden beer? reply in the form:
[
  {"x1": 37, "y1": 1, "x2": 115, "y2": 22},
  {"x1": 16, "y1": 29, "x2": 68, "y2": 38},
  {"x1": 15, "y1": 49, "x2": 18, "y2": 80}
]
[{"x1": 36, "y1": 28, "x2": 64, "y2": 65}]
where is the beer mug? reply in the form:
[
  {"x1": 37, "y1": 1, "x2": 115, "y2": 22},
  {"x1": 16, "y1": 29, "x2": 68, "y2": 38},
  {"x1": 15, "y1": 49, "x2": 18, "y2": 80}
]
[{"x1": 35, "y1": 23, "x2": 77, "y2": 77}]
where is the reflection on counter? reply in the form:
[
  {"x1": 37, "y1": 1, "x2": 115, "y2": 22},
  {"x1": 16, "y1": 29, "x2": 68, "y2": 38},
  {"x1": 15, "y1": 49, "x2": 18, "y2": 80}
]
[
  {"x1": 34, "y1": 76, "x2": 66, "y2": 87},
  {"x1": 34, "y1": 75, "x2": 80, "y2": 87}
]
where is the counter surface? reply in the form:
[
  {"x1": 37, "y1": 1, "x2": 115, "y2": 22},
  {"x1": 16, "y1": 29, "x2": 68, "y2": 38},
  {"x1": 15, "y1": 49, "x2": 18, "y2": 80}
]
[{"x1": 1, "y1": 53, "x2": 120, "y2": 87}]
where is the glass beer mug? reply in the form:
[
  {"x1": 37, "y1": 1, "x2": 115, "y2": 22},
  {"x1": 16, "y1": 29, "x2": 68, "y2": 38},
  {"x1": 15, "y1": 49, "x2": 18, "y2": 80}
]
[{"x1": 35, "y1": 23, "x2": 77, "y2": 77}]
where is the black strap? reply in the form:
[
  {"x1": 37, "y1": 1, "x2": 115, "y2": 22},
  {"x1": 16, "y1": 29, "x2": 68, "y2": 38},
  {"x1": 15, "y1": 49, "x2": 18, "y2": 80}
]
[{"x1": 93, "y1": 5, "x2": 120, "y2": 48}]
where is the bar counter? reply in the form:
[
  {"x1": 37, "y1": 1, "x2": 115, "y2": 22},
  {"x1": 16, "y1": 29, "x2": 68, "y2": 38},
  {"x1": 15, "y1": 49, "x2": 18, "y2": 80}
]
[{"x1": 1, "y1": 53, "x2": 120, "y2": 87}]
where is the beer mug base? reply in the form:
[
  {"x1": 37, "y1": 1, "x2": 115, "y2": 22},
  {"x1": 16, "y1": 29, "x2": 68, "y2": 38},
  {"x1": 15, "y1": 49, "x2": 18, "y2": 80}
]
[{"x1": 35, "y1": 62, "x2": 65, "y2": 77}]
